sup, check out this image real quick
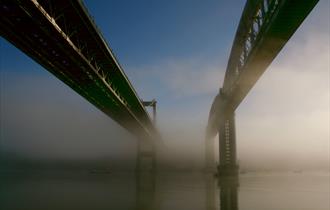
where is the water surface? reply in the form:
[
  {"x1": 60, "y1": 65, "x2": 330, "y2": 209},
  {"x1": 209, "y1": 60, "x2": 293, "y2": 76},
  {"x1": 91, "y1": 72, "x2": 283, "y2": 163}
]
[{"x1": 0, "y1": 171, "x2": 329, "y2": 210}]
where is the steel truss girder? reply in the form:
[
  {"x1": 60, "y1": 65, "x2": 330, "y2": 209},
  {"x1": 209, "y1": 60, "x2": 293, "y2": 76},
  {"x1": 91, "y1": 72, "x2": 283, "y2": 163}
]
[
  {"x1": 207, "y1": 0, "x2": 319, "y2": 138},
  {"x1": 0, "y1": 0, "x2": 157, "y2": 138},
  {"x1": 223, "y1": 0, "x2": 319, "y2": 111}
]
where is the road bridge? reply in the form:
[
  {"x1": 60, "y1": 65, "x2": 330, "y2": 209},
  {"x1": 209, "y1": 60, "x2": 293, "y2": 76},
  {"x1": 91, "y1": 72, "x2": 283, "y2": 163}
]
[
  {"x1": 0, "y1": 0, "x2": 158, "y2": 139},
  {"x1": 206, "y1": 0, "x2": 319, "y2": 176},
  {"x1": 0, "y1": 0, "x2": 320, "y2": 176}
]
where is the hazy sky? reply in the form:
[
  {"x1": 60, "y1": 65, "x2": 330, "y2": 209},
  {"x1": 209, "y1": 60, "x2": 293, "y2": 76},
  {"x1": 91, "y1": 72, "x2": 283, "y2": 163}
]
[{"x1": 0, "y1": 0, "x2": 329, "y2": 169}]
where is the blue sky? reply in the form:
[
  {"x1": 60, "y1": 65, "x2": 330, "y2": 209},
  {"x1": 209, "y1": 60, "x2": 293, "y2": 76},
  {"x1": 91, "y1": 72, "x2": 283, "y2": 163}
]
[
  {"x1": 82, "y1": 0, "x2": 245, "y2": 65},
  {"x1": 82, "y1": 0, "x2": 246, "y2": 112},
  {"x1": 0, "y1": 1, "x2": 329, "y2": 169},
  {"x1": 0, "y1": 0, "x2": 246, "y2": 117}
]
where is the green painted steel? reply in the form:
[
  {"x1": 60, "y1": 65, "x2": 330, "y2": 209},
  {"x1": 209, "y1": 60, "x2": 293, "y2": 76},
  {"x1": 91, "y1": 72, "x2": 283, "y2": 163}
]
[
  {"x1": 0, "y1": 0, "x2": 157, "y2": 138},
  {"x1": 206, "y1": 0, "x2": 319, "y2": 138}
]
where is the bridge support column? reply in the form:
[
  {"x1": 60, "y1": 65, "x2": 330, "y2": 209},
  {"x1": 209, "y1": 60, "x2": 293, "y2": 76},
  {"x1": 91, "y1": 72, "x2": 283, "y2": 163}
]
[
  {"x1": 205, "y1": 138, "x2": 216, "y2": 172},
  {"x1": 136, "y1": 139, "x2": 156, "y2": 173},
  {"x1": 136, "y1": 99, "x2": 157, "y2": 173},
  {"x1": 217, "y1": 112, "x2": 239, "y2": 177}
]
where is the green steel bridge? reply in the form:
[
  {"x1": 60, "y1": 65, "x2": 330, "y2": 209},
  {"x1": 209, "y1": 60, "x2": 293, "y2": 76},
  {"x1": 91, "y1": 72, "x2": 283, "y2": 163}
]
[
  {"x1": 0, "y1": 0, "x2": 157, "y2": 140},
  {"x1": 0, "y1": 0, "x2": 319, "y2": 178}
]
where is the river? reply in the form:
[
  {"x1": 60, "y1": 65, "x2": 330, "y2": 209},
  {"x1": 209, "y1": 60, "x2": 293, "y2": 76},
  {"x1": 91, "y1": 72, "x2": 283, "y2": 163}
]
[{"x1": 0, "y1": 171, "x2": 329, "y2": 210}]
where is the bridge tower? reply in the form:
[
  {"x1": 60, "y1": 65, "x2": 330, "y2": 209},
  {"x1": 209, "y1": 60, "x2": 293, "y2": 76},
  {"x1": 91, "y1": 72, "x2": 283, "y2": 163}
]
[
  {"x1": 136, "y1": 100, "x2": 158, "y2": 210},
  {"x1": 205, "y1": 90, "x2": 239, "y2": 176},
  {"x1": 217, "y1": 112, "x2": 238, "y2": 177},
  {"x1": 136, "y1": 100, "x2": 157, "y2": 172}
]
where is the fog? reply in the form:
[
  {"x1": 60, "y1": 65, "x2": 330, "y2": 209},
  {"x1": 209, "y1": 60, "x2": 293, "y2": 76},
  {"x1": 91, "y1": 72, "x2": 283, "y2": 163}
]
[{"x1": 0, "y1": 1, "x2": 329, "y2": 172}]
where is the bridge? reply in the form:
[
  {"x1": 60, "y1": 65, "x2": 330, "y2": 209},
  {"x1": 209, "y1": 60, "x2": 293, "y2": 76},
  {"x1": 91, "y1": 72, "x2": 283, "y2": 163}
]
[
  {"x1": 205, "y1": 0, "x2": 319, "y2": 176},
  {"x1": 0, "y1": 0, "x2": 157, "y2": 139},
  {"x1": 0, "y1": 0, "x2": 319, "y2": 178}
]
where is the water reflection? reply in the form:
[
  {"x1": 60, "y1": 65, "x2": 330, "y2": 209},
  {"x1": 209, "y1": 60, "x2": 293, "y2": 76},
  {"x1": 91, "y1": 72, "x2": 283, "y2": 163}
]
[
  {"x1": 204, "y1": 174, "x2": 239, "y2": 210},
  {"x1": 205, "y1": 174, "x2": 216, "y2": 210},
  {"x1": 0, "y1": 171, "x2": 238, "y2": 210},
  {"x1": 1, "y1": 171, "x2": 329, "y2": 210},
  {"x1": 136, "y1": 171, "x2": 157, "y2": 210},
  {"x1": 218, "y1": 177, "x2": 239, "y2": 210},
  {"x1": 135, "y1": 170, "x2": 238, "y2": 210}
]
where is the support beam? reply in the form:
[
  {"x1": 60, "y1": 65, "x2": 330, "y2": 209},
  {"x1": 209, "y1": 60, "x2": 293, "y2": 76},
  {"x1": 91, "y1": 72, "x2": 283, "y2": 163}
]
[
  {"x1": 218, "y1": 112, "x2": 238, "y2": 177},
  {"x1": 136, "y1": 139, "x2": 156, "y2": 172},
  {"x1": 136, "y1": 99, "x2": 158, "y2": 173},
  {"x1": 142, "y1": 99, "x2": 157, "y2": 124}
]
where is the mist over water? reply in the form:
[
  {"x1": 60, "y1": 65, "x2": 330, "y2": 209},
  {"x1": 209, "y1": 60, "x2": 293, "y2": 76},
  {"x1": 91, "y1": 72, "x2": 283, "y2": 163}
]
[
  {"x1": 0, "y1": 172, "x2": 329, "y2": 210},
  {"x1": 1, "y1": 0, "x2": 329, "y2": 210},
  {"x1": 0, "y1": 0, "x2": 329, "y2": 173}
]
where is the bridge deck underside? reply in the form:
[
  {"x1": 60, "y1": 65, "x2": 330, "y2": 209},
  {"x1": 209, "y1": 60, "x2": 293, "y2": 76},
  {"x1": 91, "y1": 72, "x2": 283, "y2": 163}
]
[
  {"x1": 223, "y1": 0, "x2": 319, "y2": 112},
  {"x1": 1, "y1": 0, "x2": 155, "y2": 137}
]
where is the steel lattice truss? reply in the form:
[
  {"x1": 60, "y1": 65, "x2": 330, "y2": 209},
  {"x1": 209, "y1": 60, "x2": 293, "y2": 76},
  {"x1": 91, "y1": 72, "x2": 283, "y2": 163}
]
[
  {"x1": 0, "y1": 0, "x2": 157, "y2": 138},
  {"x1": 207, "y1": 0, "x2": 319, "y2": 138}
]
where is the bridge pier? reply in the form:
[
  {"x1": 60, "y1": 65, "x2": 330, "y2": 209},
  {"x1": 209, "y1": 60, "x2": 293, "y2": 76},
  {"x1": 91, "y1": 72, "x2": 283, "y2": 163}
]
[
  {"x1": 136, "y1": 139, "x2": 156, "y2": 173},
  {"x1": 136, "y1": 99, "x2": 157, "y2": 173},
  {"x1": 217, "y1": 112, "x2": 239, "y2": 177}
]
